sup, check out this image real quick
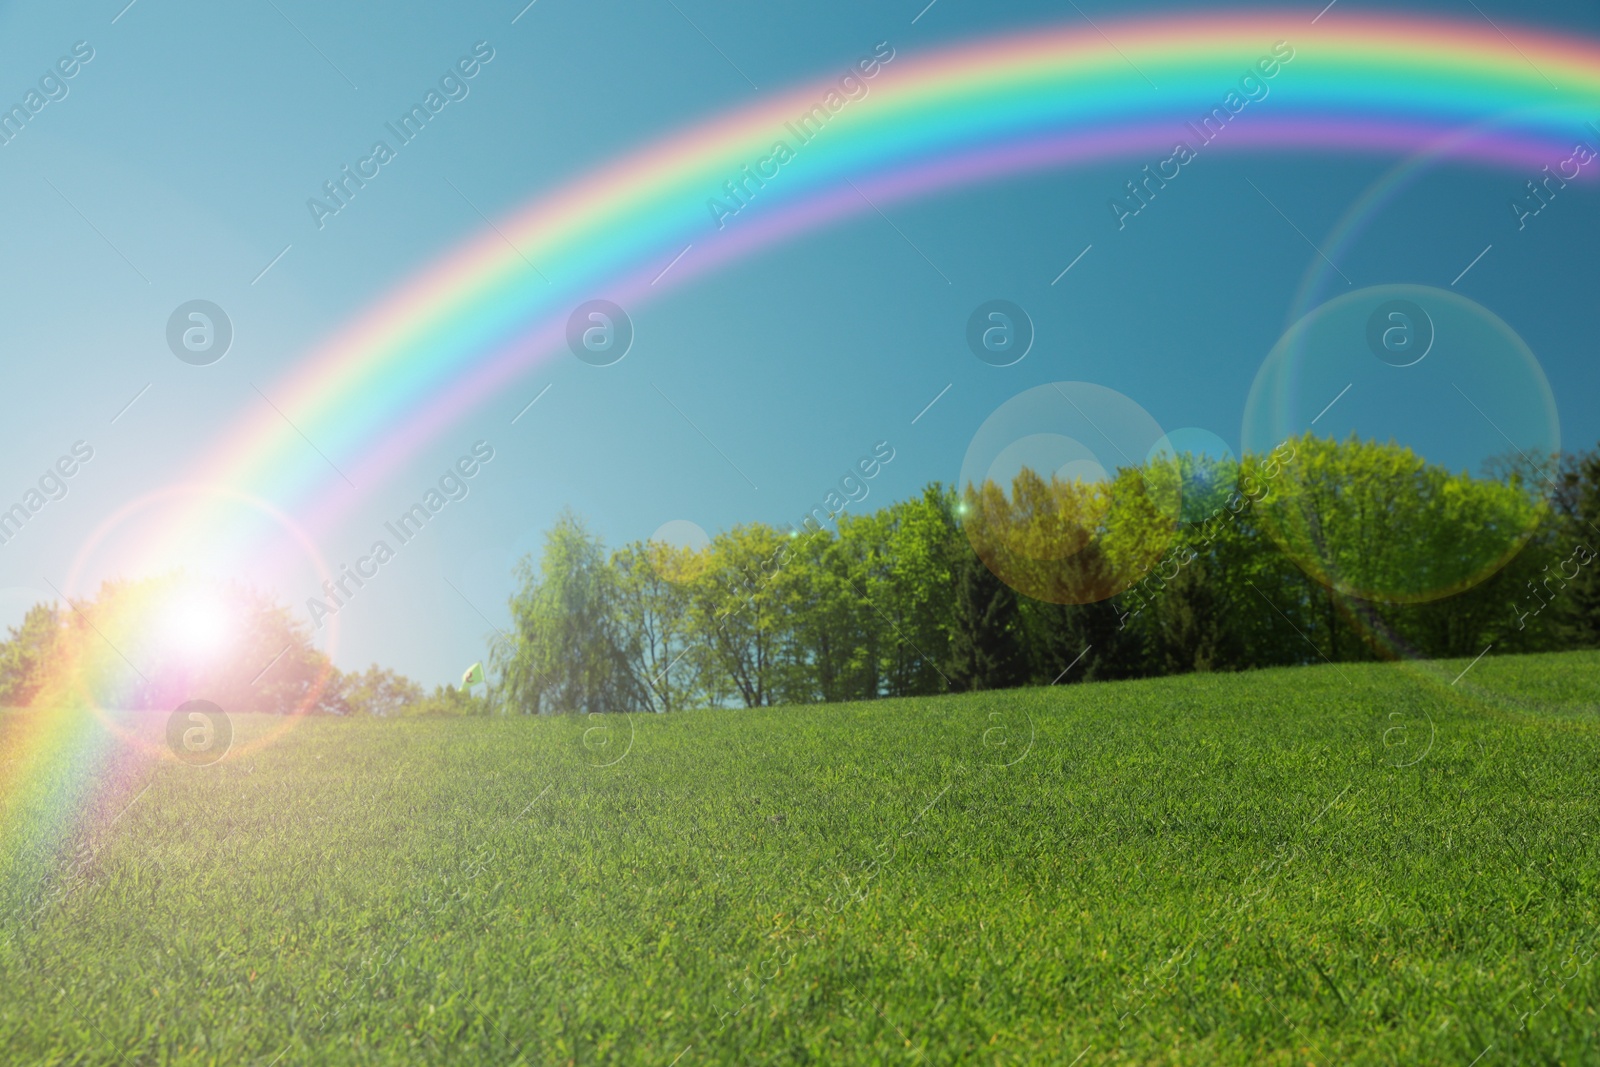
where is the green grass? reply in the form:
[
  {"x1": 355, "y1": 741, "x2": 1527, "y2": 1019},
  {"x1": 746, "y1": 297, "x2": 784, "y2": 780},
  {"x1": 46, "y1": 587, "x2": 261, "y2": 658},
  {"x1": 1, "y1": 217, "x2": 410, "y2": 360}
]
[{"x1": 3, "y1": 651, "x2": 1600, "y2": 1065}]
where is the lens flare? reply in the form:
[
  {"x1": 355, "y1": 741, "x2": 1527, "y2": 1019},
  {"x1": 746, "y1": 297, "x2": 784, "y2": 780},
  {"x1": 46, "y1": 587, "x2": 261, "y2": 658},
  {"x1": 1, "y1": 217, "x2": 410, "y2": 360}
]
[
  {"x1": 153, "y1": 585, "x2": 236, "y2": 662},
  {"x1": 959, "y1": 383, "x2": 1177, "y2": 604},
  {"x1": 1242, "y1": 285, "x2": 1557, "y2": 604},
  {"x1": 1146, "y1": 427, "x2": 1239, "y2": 524}
]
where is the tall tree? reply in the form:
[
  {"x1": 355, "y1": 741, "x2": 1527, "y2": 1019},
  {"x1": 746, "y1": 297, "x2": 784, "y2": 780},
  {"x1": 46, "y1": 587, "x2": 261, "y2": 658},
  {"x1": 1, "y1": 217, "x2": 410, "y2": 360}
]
[
  {"x1": 946, "y1": 545, "x2": 1026, "y2": 692},
  {"x1": 612, "y1": 539, "x2": 700, "y2": 713},
  {"x1": 874, "y1": 487, "x2": 962, "y2": 697},
  {"x1": 1147, "y1": 555, "x2": 1243, "y2": 673},
  {"x1": 0, "y1": 602, "x2": 62, "y2": 707},
  {"x1": 778, "y1": 524, "x2": 879, "y2": 704},
  {"x1": 1551, "y1": 447, "x2": 1600, "y2": 646},
  {"x1": 495, "y1": 511, "x2": 637, "y2": 715},
  {"x1": 688, "y1": 524, "x2": 796, "y2": 708}
]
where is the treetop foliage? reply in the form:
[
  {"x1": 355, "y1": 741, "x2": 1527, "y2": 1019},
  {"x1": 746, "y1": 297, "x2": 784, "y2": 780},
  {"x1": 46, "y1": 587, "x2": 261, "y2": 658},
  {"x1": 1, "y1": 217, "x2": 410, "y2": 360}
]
[
  {"x1": 5, "y1": 434, "x2": 1590, "y2": 718},
  {"x1": 488, "y1": 433, "x2": 1599, "y2": 714}
]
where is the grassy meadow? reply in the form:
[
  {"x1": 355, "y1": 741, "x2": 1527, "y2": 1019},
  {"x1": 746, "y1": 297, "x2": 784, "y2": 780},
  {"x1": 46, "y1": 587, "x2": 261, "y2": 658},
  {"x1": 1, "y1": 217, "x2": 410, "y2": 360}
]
[{"x1": 3, "y1": 651, "x2": 1599, "y2": 1065}]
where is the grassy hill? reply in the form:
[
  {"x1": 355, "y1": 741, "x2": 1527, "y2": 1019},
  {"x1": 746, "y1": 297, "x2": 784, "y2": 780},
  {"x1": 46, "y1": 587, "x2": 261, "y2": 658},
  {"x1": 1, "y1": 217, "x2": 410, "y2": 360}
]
[{"x1": 3, "y1": 651, "x2": 1599, "y2": 1065}]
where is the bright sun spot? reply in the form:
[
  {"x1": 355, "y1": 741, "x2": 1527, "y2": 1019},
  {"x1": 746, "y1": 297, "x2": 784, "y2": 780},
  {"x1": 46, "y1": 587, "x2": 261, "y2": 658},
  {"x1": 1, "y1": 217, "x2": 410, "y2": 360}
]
[{"x1": 156, "y1": 588, "x2": 236, "y2": 660}]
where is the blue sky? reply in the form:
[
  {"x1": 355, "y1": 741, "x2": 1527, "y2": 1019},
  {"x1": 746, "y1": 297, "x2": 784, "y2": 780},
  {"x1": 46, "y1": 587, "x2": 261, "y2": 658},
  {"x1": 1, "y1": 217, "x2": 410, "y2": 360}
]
[{"x1": 1, "y1": 0, "x2": 1597, "y2": 686}]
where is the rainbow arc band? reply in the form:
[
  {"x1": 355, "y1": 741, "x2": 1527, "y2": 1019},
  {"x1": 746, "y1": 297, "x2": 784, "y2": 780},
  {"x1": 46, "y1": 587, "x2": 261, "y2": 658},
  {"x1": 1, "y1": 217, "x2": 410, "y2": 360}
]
[{"x1": 167, "y1": 13, "x2": 1600, "y2": 569}]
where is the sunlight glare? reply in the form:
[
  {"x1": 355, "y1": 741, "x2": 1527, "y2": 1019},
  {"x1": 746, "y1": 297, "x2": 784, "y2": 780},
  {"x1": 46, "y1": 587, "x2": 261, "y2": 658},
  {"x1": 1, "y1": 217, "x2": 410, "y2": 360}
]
[{"x1": 155, "y1": 586, "x2": 236, "y2": 661}]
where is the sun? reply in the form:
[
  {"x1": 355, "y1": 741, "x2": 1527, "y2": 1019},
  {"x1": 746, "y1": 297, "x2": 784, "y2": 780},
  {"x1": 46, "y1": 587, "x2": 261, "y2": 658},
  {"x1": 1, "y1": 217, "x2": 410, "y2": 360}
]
[{"x1": 154, "y1": 585, "x2": 236, "y2": 661}]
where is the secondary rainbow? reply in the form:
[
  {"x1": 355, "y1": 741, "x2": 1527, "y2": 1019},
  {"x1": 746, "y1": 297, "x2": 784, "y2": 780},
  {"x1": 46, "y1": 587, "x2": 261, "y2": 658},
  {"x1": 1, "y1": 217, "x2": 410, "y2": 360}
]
[{"x1": 177, "y1": 11, "x2": 1598, "y2": 562}]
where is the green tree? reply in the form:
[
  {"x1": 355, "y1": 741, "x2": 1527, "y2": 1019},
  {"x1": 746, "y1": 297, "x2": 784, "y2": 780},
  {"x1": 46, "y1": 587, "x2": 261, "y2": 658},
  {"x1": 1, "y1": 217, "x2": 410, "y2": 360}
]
[
  {"x1": 0, "y1": 602, "x2": 62, "y2": 707},
  {"x1": 337, "y1": 664, "x2": 425, "y2": 717},
  {"x1": 405, "y1": 683, "x2": 491, "y2": 716},
  {"x1": 1260, "y1": 434, "x2": 1544, "y2": 605},
  {"x1": 873, "y1": 487, "x2": 961, "y2": 697},
  {"x1": 494, "y1": 511, "x2": 637, "y2": 715},
  {"x1": 774, "y1": 523, "x2": 877, "y2": 703},
  {"x1": 689, "y1": 523, "x2": 797, "y2": 708},
  {"x1": 612, "y1": 539, "x2": 700, "y2": 713},
  {"x1": 1146, "y1": 554, "x2": 1244, "y2": 673},
  {"x1": 1550, "y1": 446, "x2": 1600, "y2": 646},
  {"x1": 946, "y1": 544, "x2": 1026, "y2": 692}
]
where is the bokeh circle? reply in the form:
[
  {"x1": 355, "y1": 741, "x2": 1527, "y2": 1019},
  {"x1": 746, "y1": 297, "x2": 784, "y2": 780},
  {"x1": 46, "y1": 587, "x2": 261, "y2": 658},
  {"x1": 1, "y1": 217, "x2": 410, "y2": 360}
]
[
  {"x1": 1146, "y1": 427, "x2": 1239, "y2": 524},
  {"x1": 959, "y1": 382, "x2": 1177, "y2": 604},
  {"x1": 1242, "y1": 284, "x2": 1558, "y2": 604},
  {"x1": 647, "y1": 519, "x2": 712, "y2": 584}
]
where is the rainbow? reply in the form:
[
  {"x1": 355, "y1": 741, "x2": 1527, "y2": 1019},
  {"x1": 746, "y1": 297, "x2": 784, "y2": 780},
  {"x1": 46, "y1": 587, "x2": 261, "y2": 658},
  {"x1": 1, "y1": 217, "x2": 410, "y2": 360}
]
[{"x1": 172, "y1": 11, "x2": 1599, "y2": 567}]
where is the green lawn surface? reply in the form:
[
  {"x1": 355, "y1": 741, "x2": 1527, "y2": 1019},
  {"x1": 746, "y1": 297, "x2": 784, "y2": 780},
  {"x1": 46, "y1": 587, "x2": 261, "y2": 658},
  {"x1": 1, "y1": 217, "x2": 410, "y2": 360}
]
[{"x1": 2, "y1": 651, "x2": 1598, "y2": 1065}]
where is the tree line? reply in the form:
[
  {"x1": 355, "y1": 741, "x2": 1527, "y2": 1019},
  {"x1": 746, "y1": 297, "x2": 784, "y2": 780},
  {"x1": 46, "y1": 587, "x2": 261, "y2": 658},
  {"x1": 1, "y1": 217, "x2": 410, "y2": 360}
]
[
  {"x1": 0, "y1": 575, "x2": 477, "y2": 716},
  {"x1": 490, "y1": 433, "x2": 1600, "y2": 713},
  {"x1": 2, "y1": 432, "x2": 1595, "y2": 716}
]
